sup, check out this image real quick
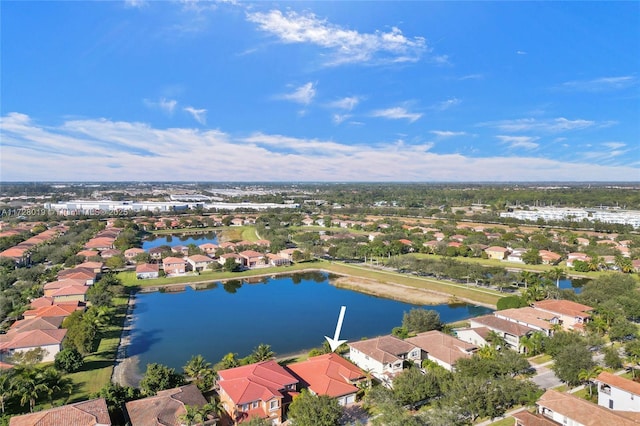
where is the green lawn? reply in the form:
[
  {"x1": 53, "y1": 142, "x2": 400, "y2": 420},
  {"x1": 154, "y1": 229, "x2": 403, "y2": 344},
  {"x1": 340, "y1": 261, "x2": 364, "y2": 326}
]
[
  {"x1": 528, "y1": 354, "x2": 552, "y2": 365},
  {"x1": 487, "y1": 416, "x2": 515, "y2": 426},
  {"x1": 64, "y1": 297, "x2": 129, "y2": 402}
]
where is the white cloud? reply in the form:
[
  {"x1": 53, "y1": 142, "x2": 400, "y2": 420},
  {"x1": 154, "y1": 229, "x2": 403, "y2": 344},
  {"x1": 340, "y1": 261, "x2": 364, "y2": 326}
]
[
  {"x1": 496, "y1": 135, "x2": 540, "y2": 150},
  {"x1": 561, "y1": 76, "x2": 637, "y2": 92},
  {"x1": 459, "y1": 74, "x2": 483, "y2": 81},
  {"x1": 246, "y1": 9, "x2": 427, "y2": 66},
  {"x1": 516, "y1": 50, "x2": 527, "y2": 55},
  {"x1": 602, "y1": 142, "x2": 626, "y2": 150},
  {"x1": 144, "y1": 98, "x2": 178, "y2": 114},
  {"x1": 371, "y1": 107, "x2": 422, "y2": 123},
  {"x1": 328, "y1": 96, "x2": 360, "y2": 111},
  {"x1": 184, "y1": 106, "x2": 207, "y2": 124},
  {"x1": 430, "y1": 130, "x2": 466, "y2": 138},
  {"x1": 484, "y1": 117, "x2": 598, "y2": 133},
  {"x1": 332, "y1": 114, "x2": 351, "y2": 125},
  {"x1": 1, "y1": 112, "x2": 637, "y2": 182},
  {"x1": 436, "y1": 98, "x2": 460, "y2": 111},
  {"x1": 280, "y1": 82, "x2": 316, "y2": 105},
  {"x1": 124, "y1": 0, "x2": 147, "y2": 8}
]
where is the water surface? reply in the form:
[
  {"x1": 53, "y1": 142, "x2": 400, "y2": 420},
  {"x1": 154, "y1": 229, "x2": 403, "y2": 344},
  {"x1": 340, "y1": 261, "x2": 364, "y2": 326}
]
[
  {"x1": 142, "y1": 232, "x2": 219, "y2": 250},
  {"x1": 128, "y1": 272, "x2": 493, "y2": 370}
]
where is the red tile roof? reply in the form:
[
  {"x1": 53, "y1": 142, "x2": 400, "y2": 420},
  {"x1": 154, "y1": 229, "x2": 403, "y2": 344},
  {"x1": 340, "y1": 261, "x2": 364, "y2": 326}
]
[
  {"x1": 50, "y1": 285, "x2": 89, "y2": 298},
  {"x1": 9, "y1": 398, "x2": 111, "y2": 426},
  {"x1": 162, "y1": 257, "x2": 186, "y2": 265},
  {"x1": 348, "y1": 335, "x2": 417, "y2": 364},
  {"x1": 405, "y1": 330, "x2": 477, "y2": 367},
  {"x1": 188, "y1": 254, "x2": 213, "y2": 263},
  {"x1": 218, "y1": 360, "x2": 298, "y2": 405},
  {"x1": 532, "y1": 300, "x2": 593, "y2": 319},
  {"x1": 23, "y1": 304, "x2": 81, "y2": 319},
  {"x1": 0, "y1": 329, "x2": 67, "y2": 350},
  {"x1": 136, "y1": 263, "x2": 159, "y2": 273},
  {"x1": 9, "y1": 316, "x2": 64, "y2": 334},
  {"x1": 537, "y1": 389, "x2": 640, "y2": 425},
  {"x1": 595, "y1": 371, "x2": 640, "y2": 396},
  {"x1": 44, "y1": 279, "x2": 87, "y2": 291},
  {"x1": 286, "y1": 353, "x2": 365, "y2": 398}
]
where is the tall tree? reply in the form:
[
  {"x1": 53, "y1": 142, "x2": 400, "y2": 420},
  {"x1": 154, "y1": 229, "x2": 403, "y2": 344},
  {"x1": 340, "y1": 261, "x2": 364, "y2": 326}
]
[
  {"x1": 402, "y1": 309, "x2": 442, "y2": 334},
  {"x1": 183, "y1": 355, "x2": 216, "y2": 392},
  {"x1": 250, "y1": 344, "x2": 275, "y2": 363},
  {"x1": 287, "y1": 390, "x2": 343, "y2": 426},
  {"x1": 140, "y1": 363, "x2": 185, "y2": 396}
]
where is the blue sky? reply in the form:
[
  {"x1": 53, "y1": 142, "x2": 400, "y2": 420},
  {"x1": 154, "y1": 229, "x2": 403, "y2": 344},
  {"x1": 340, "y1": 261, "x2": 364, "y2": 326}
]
[{"x1": 1, "y1": 1, "x2": 638, "y2": 182}]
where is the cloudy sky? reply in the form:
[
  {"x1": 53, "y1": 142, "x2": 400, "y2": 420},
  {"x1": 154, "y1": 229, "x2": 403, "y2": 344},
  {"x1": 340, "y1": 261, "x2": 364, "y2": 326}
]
[{"x1": 1, "y1": 1, "x2": 638, "y2": 182}]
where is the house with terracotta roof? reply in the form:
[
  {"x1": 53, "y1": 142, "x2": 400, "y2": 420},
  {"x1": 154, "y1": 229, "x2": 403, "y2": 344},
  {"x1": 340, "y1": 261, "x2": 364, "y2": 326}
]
[
  {"x1": 405, "y1": 330, "x2": 477, "y2": 371},
  {"x1": 539, "y1": 250, "x2": 562, "y2": 265},
  {"x1": 595, "y1": 371, "x2": 640, "y2": 412},
  {"x1": 9, "y1": 398, "x2": 111, "y2": 426},
  {"x1": 494, "y1": 307, "x2": 559, "y2": 336},
  {"x1": 49, "y1": 285, "x2": 89, "y2": 304},
  {"x1": 124, "y1": 247, "x2": 145, "y2": 263},
  {"x1": 0, "y1": 329, "x2": 67, "y2": 362},
  {"x1": 238, "y1": 250, "x2": 267, "y2": 269},
  {"x1": 199, "y1": 243, "x2": 219, "y2": 255},
  {"x1": 219, "y1": 241, "x2": 237, "y2": 251},
  {"x1": 454, "y1": 327, "x2": 491, "y2": 349},
  {"x1": 348, "y1": 335, "x2": 421, "y2": 386},
  {"x1": 22, "y1": 303, "x2": 82, "y2": 320},
  {"x1": 286, "y1": 353, "x2": 367, "y2": 406},
  {"x1": 124, "y1": 384, "x2": 211, "y2": 426},
  {"x1": 44, "y1": 279, "x2": 88, "y2": 297},
  {"x1": 464, "y1": 314, "x2": 535, "y2": 352},
  {"x1": 162, "y1": 257, "x2": 187, "y2": 276},
  {"x1": 265, "y1": 253, "x2": 290, "y2": 267},
  {"x1": 485, "y1": 246, "x2": 510, "y2": 260},
  {"x1": 58, "y1": 267, "x2": 96, "y2": 285},
  {"x1": 513, "y1": 389, "x2": 640, "y2": 426},
  {"x1": 84, "y1": 237, "x2": 115, "y2": 250},
  {"x1": 187, "y1": 254, "x2": 214, "y2": 272},
  {"x1": 9, "y1": 316, "x2": 64, "y2": 334},
  {"x1": 136, "y1": 263, "x2": 159, "y2": 279},
  {"x1": 77, "y1": 261, "x2": 104, "y2": 274},
  {"x1": 217, "y1": 360, "x2": 299, "y2": 425},
  {"x1": 532, "y1": 300, "x2": 593, "y2": 331},
  {"x1": 566, "y1": 252, "x2": 591, "y2": 268}
]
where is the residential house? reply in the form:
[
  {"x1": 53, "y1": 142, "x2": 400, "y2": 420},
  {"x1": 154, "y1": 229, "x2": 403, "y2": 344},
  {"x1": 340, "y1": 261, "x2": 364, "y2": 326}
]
[
  {"x1": 531, "y1": 300, "x2": 593, "y2": 331},
  {"x1": 454, "y1": 327, "x2": 491, "y2": 349},
  {"x1": 539, "y1": 250, "x2": 562, "y2": 265},
  {"x1": 171, "y1": 245, "x2": 190, "y2": 256},
  {"x1": 77, "y1": 261, "x2": 104, "y2": 274},
  {"x1": 77, "y1": 249, "x2": 99, "y2": 258},
  {"x1": 506, "y1": 248, "x2": 526, "y2": 263},
  {"x1": 217, "y1": 360, "x2": 299, "y2": 425},
  {"x1": 49, "y1": 285, "x2": 89, "y2": 304},
  {"x1": 99, "y1": 248, "x2": 121, "y2": 259},
  {"x1": 464, "y1": 314, "x2": 535, "y2": 352},
  {"x1": 485, "y1": 246, "x2": 510, "y2": 260},
  {"x1": 22, "y1": 303, "x2": 82, "y2": 320},
  {"x1": 187, "y1": 254, "x2": 214, "y2": 272},
  {"x1": 0, "y1": 329, "x2": 67, "y2": 362},
  {"x1": 566, "y1": 252, "x2": 591, "y2": 268},
  {"x1": 218, "y1": 253, "x2": 242, "y2": 267},
  {"x1": 199, "y1": 243, "x2": 219, "y2": 256},
  {"x1": 9, "y1": 398, "x2": 111, "y2": 426},
  {"x1": 277, "y1": 248, "x2": 299, "y2": 262},
  {"x1": 265, "y1": 253, "x2": 290, "y2": 267},
  {"x1": 148, "y1": 246, "x2": 168, "y2": 260},
  {"x1": 9, "y1": 316, "x2": 64, "y2": 334},
  {"x1": 512, "y1": 389, "x2": 640, "y2": 426},
  {"x1": 58, "y1": 267, "x2": 96, "y2": 285},
  {"x1": 494, "y1": 307, "x2": 559, "y2": 336},
  {"x1": 162, "y1": 257, "x2": 187, "y2": 276},
  {"x1": 219, "y1": 241, "x2": 237, "y2": 251},
  {"x1": 136, "y1": 263, "x2": 159, "y2": 279},
  {"x1": 84, "y1": 237, "x2": 115, "y2": 251},
  {"x1": 125, "y1": 384, "x2": 212, "y2": 426},
  {"x1": 238, "y1": 250, "x2": 267, "y2": 269},
  {"x1": 124, "y1": 247, "x2": 145, "y2": 263},
  {"x1": 405, "y1": 330, "x2": 477, "y2": 371},
  {"x1": 44, "y1": 279, "x2": 87, "y2": 297},
  {"x1": 595, "y1": 371, "x2": 640, "y2": 412},
  {"x1": 254, "y1": 239, "x2": 271, "y2": 248},
  {"x1": 286, "y1": 353, "x2": 367, "y2": 406},
  {"x1": 348, "y1": 335, "x2": 421, "y2": 386}
]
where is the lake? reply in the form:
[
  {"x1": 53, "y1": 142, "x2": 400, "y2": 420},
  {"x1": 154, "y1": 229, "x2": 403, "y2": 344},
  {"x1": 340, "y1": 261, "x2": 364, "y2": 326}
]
[
  {"x1": 142, "y1": 232, "x2": 219, "y2": 250},
  {"x1": 558, "y1": 278, "x2": 589, "y2": 294},
  {"x1": 128, "y1": 272, "x2": 493, "y2": 371}
]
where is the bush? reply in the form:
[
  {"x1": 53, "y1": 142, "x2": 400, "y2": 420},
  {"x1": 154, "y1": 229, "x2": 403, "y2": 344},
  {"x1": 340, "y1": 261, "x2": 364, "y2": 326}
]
[
  {"x1": 497, "y1": 296, "x2": 528, "y2": 310},
  {"x1": 54, "y1": 348, "x2": 84, "y2": 373}
]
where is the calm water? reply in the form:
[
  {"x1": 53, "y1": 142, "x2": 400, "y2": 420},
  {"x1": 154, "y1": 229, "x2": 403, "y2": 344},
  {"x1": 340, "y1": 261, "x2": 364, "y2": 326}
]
[
  {"x1": 128, "y1": 272, "x2": 493, "y2": 371},
  {"x1": 142, "y1": 232, "x2": 219, "y2": 250},
  {"x1": 558, "y1": 278, "x2": 588, "y2": 294}
]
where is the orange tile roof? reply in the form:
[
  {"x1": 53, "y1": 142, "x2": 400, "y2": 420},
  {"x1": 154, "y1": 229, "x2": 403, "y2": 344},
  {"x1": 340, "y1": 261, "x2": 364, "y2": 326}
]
[
  {"x1": 23, "y1": 304, "x2": 80, "y2": 319},
  {"x1": 135, "y1": 263, "x2": 159, "y2": 273},
  {"x1": 44, "y1": 279, "x2": 87, "y2": 291},
  {"x1": 162, "y1": 256, "x2": 186, "y2": 265},
  {"x1": 595, "y1": 371, "x2": 640, "y2": 396},
  {"x1": 28, "y1": 297, "x2": 55, "y2": 308},
  {"x1": 470, "y1": 315, "x2": 535, "y2": 337},
  {"x1": 188, "y1": 254, "x2": 213, "y2": 263},
  {"x1": 286, "y1": 353, "x2": 365, "y2": 398},
  {"x1": 537, "y1": 389, "x2": 640, "y2": 425},
  {"x1": 50, "y1": 285, "x2": 89, "y2": 297},
  {"x1": 495, "y1": 308, "x2": 557, "y2": 331},
  {"x1": 9, "y1": 398, "x2": 111, "y2": 426},
  {"x1": 532, "y1": 300, "x2": 593, "y2": 319},
  {"x1": 125, "y1": 385, "x2": 207, "y2": 426},
  {"x1": 0, "y1": 329, "x2": 67, "y2": 350},
  {"x1": 218, "y1": 360, "x2": 298, "y2": 405},
  {"x1": 9, "y1": 316, "x2": 64, "y2": 334},
  {"x1": 511, "y1": 410, "x2": 558, "y2": 426},
  {"x1": 238, "y1": 250, "x2": 264, "y2": 259}
]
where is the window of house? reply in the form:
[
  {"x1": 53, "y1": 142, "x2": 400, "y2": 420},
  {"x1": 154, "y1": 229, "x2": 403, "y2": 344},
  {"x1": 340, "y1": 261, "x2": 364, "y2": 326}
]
[
  {"x1": 270, "y1": 400, "x2": 279, "y2": 410},
  {"x1": 609, "y1": 399, "x2": 614, "y2": 409},
  {"x1": 252, "y1": 401, "x2": 259, "y2": 409},
  {"x1": 242, "y1": 404, "x2": 249, "y2": 411}
]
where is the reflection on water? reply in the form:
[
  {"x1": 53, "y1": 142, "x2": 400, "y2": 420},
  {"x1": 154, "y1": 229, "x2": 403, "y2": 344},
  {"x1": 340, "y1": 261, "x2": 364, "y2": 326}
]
[{"x1": 128, "y1": 272, "x2": 493, "y2": 371}]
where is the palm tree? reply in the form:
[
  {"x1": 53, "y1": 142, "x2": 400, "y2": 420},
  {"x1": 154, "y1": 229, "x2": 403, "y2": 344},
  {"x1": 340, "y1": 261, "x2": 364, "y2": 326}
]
[
  {"x1": 40, "y1": 367, "x2": 73, "y2": 406},
  {"x1": 544, "y1": 267, "x2": 565, "y2": 288},
  {"x1": 519, "y1": 271, "x2": 539, "y2": 290},
  {"x1": 578, "y1": 366, "x2": 603, "y2": 397},
  {"x1": 198, "y1": 400, "x2": 224, "y2": 425},
  {"x1": 0, "y1": 371, "x2": 14, "y2": 414},
  {"x1": 250, "y1": 344, "x2": 275, "y2": 363},
  {"x1": 183, "y1": 355, "x2": 216, "y2": 392},
  {"x1": 477, "y1": 345, "x2": 497, "y2": 359},
  {"x1": 486, "y1": 330, "x2": 507, "y2": 350},
  {"x1": 14, "y1": 368, "x2": 49, "y2": 412},
  {"x1": 179, "y1": 404, "x2": 200, "y2": 426}
]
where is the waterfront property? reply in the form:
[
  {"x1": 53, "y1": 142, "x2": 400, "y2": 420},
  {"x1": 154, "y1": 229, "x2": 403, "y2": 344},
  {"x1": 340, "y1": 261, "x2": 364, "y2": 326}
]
[
  {"x1": 348, "y1": 335, "x2": 421, "y2": 386},
  {"x1": 125, "y1": 384, "x2": 211, "y2": 426},
  {"x1": 9, "y1": 398, "x2": 111, "y2": 426}
]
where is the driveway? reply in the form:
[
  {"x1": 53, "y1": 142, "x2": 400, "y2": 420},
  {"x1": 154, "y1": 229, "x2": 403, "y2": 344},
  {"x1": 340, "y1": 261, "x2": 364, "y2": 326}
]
[{"x1": 530, "y1": 363, "x2": 562, "y2": 389}]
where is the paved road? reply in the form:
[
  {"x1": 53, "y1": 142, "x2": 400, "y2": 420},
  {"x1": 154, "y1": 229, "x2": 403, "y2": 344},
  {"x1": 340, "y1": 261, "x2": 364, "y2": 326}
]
[{"x1": 530, "y1": 363, "x2": 562, "y2": 389}]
